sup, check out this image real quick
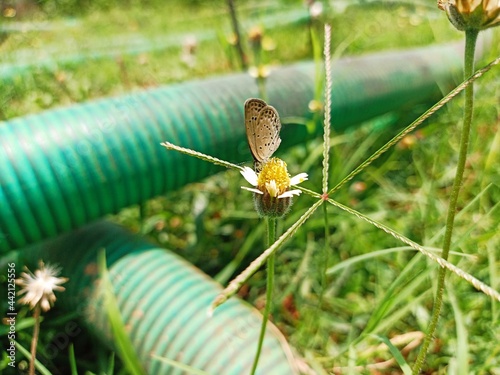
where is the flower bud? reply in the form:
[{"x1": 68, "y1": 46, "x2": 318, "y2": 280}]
[
  {"x1": 438, "y1": 0, "x2": 500, "y2": 31},
  {"x1": 253, "y1": 190, "x2": 293, "y2": 218},
  {"x1": 248, "y1": 25, "x2": 263, "y2": 48}
]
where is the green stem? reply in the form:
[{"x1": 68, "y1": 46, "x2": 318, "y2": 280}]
[
  {"x1": 320, "y1": 203, "x2": 329, "y2": 301},
  {"x1": 308, "y1": 203, "x2": 330, "y2": 346},
  {"x1": 226, "y1": 0, "x2": 247, "y2": 70},
  {"x1": 139, "y1": 202, "x2": 147, "y2": 234},
  {"x1": 257, "y1": 75, "x2": 267, "y2": 102},
  {"x1": 412, "y1": 28, "x2": 479, "y2": 374},
  {"x1": 250, "y1": 217, "x2": 277, "y2": 375}
]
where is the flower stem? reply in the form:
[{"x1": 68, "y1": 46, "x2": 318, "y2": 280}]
[
  {"x1": 412, "y1": 28, "x2": 479, "y2": 374},
  {"x1": 211, "y1": 200, "x2": 322, "y2": 310},
  {"x1": 226, "y1": 0, "x2": 247, "y2": 70},
  {"x1": 250, "y1": 217, "x2": 277, "y2": 375},
  {"x1": 29, "y1": 304, "x2": 41, "y2": 375}
]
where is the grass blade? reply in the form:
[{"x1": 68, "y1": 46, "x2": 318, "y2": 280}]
[
  {"x1": 372, "y1": 334, "x2": 412, "y2": 375},
  {"x1": 97, "y1": 249, "x2": 146, "y2": 375}
]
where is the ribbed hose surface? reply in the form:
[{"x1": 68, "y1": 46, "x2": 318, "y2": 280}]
[
  {"x1": 26, "y1": 221, "x2": 298, "y2": 374},
  {"x1": 0, "y1": 43, "x2": 466, "y2": 252}
]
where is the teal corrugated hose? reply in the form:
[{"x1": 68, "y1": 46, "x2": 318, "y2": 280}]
[
  {"x1": 26, "y1": 221, "x2": 299, "y2": 374},
  {"x1": 0, "y1": 42, "x2": 468, "y2": 252}
]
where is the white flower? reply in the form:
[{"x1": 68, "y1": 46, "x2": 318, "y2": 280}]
[
  {"x1": 240, "y1": 161, "x2": 308, "y2": 198},
  {"x1": 16, "y1": 261, "x2": 68, "y2": 312},
  {"x1": 240, "y1": 158, "x2": 308, "y2": 217}
]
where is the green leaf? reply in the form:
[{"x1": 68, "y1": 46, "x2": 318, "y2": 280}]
[
  {"x1": 97, "y1": 249, "x2": 146, "y2": 375},
  {"x1": 15, "y1": 341, "x2": 52, "y2": 375},
  {"x1": 151, "y1": 355, "x2": 210, "y2": 375},
  {"x1": 371, "y1": 334, "x2": 412, "y2": 375}
]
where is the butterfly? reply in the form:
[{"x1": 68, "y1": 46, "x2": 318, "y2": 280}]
[{"x1": 244, "y1": 98, "x2": 282, "y2": 171}]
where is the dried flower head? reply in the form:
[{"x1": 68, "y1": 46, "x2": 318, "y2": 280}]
[
  {"x1": 438, "y1": 0, "x2": 500, "y2": 30},
  {"x1": 181, "y1": 35, "x2": 198, "y2": 68},
  {"x1": 16, "y1": 261, "x2": 68, "y2": 312},
  {"x1": 241, "y1": 158, "x2": 308, "y2": 217},
  {"x1": 308, "y1": 1, "x2": 324, "y2": 18},
  {"x1": 248, "y1": 25, "x2": 264, "y2": 46}
]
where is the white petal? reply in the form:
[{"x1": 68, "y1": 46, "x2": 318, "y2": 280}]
[
  {"x1": 240, "y1": 167, "x2": 259, "y2": 186},
  {"x1": 290, "y1": 173, "x2": 308, "y2": 185},
  {"x1": 278, "y1": 189, "x2": 302, "y2": 198},
  {"x1": 241, "y1": 186, "x2": 263, "y2": 194},
  {"x1": 265, "y1": 180, "x2": 279, "y2": 197}
]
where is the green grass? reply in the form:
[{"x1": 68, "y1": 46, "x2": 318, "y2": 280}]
[{"x1": 1, "y1": 0, "x2": 499, "y2": 374}]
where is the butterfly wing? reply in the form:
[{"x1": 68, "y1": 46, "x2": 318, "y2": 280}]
[
  {"x1": 253, "y1": 105, "x2": 282, "y2": 163},
  {"x1": 244, "y1": 98, "x2": 267, "y2": 161}
]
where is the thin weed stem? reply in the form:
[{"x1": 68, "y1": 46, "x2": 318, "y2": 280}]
[
  {"x1": 161, "y1": 142, "x2": 243, "y2": 171},
  {"x1": 320, "y1": 203, "x2": 329, "y2": 297},
  {"x1": 211, "y1": 199, "x2": 323, "y2": 310},
  {"x1": 328, "y1": 53, "x2": 500, "y2": 197},
  {"x1": 29, "y1": 305, "x2": 41, "y2": 375},
  {"x1": 324, "y1": 196, "x2": 500, "y2": 302},
  {"x1": 257, "y1": 77, "x2": 267, "y2": 102},
  {"x1": 322, "y1": 24, "x2": 332, "y2": 194},
  {"x1": 226, "y1": 0, "x2": 247, "y2": 70},
  {"x1": 412, "y1": 28, "x2": 480, "y2": 374},
  {"x1": 318, "y1": 23, "x2": 332, "y2": 333},
  {"x1": 250, "y1": 217, "x2": 277, "y2": 375}
]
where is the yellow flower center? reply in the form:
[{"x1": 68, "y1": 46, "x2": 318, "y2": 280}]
[{"x1": 257, "y1": 158, "x2": 290, "y2": 197}]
